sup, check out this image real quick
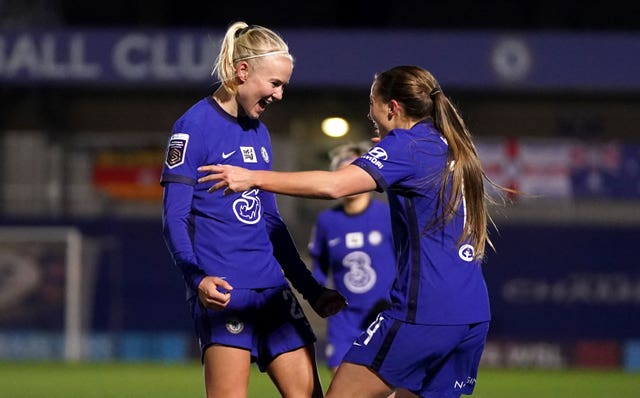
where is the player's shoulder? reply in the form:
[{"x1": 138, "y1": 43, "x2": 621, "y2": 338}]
[
  {"x1": 369, "y1": 199, "x2": 390, "y2": 212},
  {"x1": 179, "y1": 97, "x2": 212, "y2": 118},
  {"x1": 416, "y1": 122, "x2": 448, "y2": 147},
  {"x1": 316, "y1": 204, "x2": 345, "y2": 223},
  {"x1": 172, "y1": 98, "x2": 213, "y2": 133},
  {"x1": 370, "y1": 198, "x2": 388, "y2": 206},
  {"x1": 365, "y1": 200, "x2": 392, "y2": 230}
]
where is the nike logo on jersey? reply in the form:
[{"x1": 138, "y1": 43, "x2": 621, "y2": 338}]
[{"x1": 222, "y1": 150, "x2": 236, "y2": 159}]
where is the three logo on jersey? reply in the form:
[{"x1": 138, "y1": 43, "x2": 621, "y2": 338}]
[
  {"x1": 164, "y1": 133, "x2": 270, "y2": 225},
  {"x1": 332, "y1": 231, "x2": 385, "y2": 294},
  {"x1": 221, "y1": 147, "x2": 270, "y2": 225}
]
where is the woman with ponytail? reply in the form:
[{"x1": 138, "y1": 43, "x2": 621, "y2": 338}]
[{"x1": 161, "y1": 21, "x2": 346, "y2": 398}]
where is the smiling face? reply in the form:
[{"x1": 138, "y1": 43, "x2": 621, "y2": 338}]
[
  {"x1": 236, "y1": 55, "x2": 293, "y2": 119},
  {"x1": 368, "y1": 80, "x2": 392, "y2": 138}
]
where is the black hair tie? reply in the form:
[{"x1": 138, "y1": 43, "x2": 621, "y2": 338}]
[{"x1": 235, "y1": 25, "x2": 256, "y2": 38}]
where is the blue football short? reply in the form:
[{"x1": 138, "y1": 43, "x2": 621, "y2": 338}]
[
  {"x1": 325, "y1": 306, "x2": 365, "y2": 368},
  {"x1": 343, "y1": 313, "x2": 489, "y2": 397},
  {"x1": 190, "y1": 284, "x2": 317, "y2": 371}
]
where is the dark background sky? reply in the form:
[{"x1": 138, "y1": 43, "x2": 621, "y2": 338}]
[{"x1": 2, "y1": 0, "x2": 638, "y2": 30}]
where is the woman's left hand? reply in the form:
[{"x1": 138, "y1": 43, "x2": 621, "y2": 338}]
[{"x1": 311, "y1": 288, "x2": 348, "y2": 318}]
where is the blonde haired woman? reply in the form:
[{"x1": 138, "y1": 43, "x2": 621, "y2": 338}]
[{"x1": 161, "y1": 21, "x2": 346, "y2": 398}]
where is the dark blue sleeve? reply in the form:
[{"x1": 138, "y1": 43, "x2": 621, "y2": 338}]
[
  {"x1": 309, "y1": 218, "x2": 329, "y2": 286},
  {"x1": 162, "y1": 182, "x2": 206, "y2": 295},
  {"x1": 261, "y1": 191, "x2": 324, "y2": 303}
]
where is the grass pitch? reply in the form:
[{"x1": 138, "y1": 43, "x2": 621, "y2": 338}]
[{"x1": 0, "y1": 361, "x2": 638, "y2": 397}]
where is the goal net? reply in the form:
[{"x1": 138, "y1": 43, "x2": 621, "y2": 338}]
[{"x1": 0, "y1": 226, "x2": 91, "y2": 361}]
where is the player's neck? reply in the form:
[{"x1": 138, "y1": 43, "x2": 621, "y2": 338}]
[
  {"x1": 343, "y1": 194, "x2": 370, "y2": 215},
  {"x1": 212, "y1": 89, "x2": 238, "y2": 117}
]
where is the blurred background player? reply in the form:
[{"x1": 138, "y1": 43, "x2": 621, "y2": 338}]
[
  {"x1": 161, "y1": 21, "x2": 345, "y2": 398},
  {"x1": 308, "y1": 142, "x2": 396, "y2": 374}
]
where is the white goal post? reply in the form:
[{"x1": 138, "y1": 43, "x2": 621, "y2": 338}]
[{"x1": 0, "y1": 226, "x2": 84, "y2": 360}]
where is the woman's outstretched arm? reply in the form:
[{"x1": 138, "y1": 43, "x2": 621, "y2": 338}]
[{"x1": 197, "y1": 163, "x2": 377, "y2": 199}]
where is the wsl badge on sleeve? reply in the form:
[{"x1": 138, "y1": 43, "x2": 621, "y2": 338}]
[{"x1": 165, "y1": 133, "x2": 189, "y2": 169}]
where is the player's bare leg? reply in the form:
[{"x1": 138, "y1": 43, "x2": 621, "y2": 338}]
[
  {"x1": 394, "y1": 388, "x2": 417, "y2": 398},
  {"x1": 328, "y1": 363, "x2": 400, "y2": 397},
  {"x1": 203, "y1": 344, "x2": 251, "y2": 398},
  {"x1": 267, "y1": 344, "x2": 324, "y2": 398},
  {"x1": 325, "y1": 362, "x2": 394, "y2": 398}
]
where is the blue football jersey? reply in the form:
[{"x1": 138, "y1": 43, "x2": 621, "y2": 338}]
[
  {"x1": 161, "y1": 97, "x2": 290, "y2": 292},
  {"x1": 352, "y1": 121, "x2": 491, "y2": 325},
  {"x1": 308, "y1": 199, "x2": 395, "y2": 312}
]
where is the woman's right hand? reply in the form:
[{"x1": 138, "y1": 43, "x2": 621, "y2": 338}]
[
  {"x1": 197, "y1": 164, "x2": 255, "y2": 194},
  {"x1": 198, "y1": 276, "x2": 233, "y2": 311}
]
